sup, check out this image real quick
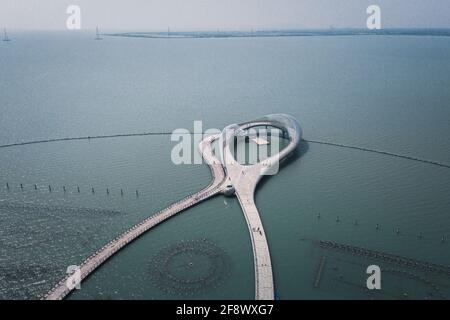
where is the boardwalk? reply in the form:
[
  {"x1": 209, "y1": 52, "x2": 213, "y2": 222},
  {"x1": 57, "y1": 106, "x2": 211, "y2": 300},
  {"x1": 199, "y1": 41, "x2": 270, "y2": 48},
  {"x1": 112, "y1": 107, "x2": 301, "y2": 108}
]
[
  {"x1": 44, "y1": 114, "x2": 301, "y2": 300},
  {"x1": 236, "y1": 191, "x2": 274, "y2": 300},
  {"x1": 221, "y1": 114, "x2": 302, "y2": 300},
  {"x1": 44, "y1": 135, "x2": 225, "y2": 300}
]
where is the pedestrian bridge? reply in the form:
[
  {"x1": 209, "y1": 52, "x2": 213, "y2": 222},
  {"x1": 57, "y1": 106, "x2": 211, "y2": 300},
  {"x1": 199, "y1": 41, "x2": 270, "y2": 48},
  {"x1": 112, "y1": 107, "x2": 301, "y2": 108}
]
[{"x1": 44, "y1": 114, "x2": 301, "y2": 300}]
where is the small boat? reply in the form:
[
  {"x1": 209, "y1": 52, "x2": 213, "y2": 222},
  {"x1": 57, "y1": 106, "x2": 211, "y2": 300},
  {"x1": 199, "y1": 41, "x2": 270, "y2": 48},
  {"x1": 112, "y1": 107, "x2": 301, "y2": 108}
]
[
  {"x1": 3, "y1": 28, "x2": 11, "y2": 42},
  {"x1": 95, "y1": 26, "x2": 103, "y2": 40}
]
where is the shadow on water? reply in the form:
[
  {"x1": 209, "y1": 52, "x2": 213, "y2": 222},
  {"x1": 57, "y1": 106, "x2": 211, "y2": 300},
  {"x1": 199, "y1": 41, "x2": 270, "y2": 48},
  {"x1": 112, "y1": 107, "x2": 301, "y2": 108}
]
[{"x1": 255, "y1": 139, "x2": 309, "y2": 194}]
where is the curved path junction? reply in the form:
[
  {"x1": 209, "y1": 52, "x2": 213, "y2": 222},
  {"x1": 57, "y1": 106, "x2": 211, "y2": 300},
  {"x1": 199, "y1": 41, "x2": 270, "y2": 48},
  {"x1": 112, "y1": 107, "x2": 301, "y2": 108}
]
[{"x1": 44, "y1": 114, "x2": 301, "y2": 300}]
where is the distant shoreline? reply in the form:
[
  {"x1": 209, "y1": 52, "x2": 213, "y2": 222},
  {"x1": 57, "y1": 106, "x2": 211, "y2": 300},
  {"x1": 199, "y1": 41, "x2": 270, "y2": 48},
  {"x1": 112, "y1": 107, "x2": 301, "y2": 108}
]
[{"x1": 106, "y1": 28, "x2": 450, "y2": 39}]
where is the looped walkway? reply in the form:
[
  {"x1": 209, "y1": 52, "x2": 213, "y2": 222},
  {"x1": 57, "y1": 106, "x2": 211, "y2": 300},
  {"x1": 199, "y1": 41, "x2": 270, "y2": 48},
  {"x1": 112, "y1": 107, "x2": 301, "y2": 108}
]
[{"x1": 43, "y1": 135, "x2": 225, "y2": 300}]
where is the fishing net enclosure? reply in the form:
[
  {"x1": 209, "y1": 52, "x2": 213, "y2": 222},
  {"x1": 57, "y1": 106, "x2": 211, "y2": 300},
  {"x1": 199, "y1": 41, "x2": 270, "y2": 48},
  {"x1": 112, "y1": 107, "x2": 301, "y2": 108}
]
[{"x1": 148, "y1": 239, "x2": 232, "y2": 296}]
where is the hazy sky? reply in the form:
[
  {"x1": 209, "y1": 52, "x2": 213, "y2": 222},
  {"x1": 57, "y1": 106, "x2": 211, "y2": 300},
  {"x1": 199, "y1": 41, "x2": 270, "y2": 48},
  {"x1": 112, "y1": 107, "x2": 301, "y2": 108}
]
[{"x1": 2, "y1": 0, "x2": 450, "y2": 31}]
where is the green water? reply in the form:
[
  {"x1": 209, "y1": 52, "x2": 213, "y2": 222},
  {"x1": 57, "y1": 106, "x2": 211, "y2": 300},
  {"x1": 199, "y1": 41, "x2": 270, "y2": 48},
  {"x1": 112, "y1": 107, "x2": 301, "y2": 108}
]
[{"x1": 1, "y1": 33, "x2": 450, "y2": 299}]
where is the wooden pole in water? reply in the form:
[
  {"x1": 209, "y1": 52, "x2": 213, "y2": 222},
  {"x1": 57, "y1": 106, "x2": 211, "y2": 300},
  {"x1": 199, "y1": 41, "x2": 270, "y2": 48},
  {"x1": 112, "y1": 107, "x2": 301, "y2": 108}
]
[
  {"x1": 121, "y1": 189, "x2": 124, "y2": 196},
  {"x1": 91, "y1": 187, "x2": 95, "y2": 194},
  {"x1": 6, "y1": 182, "x2": 9, "y2": 190},
  {"x1": 314, "y1": 256, "x2": 327, "y2": 288},
  {"x1": 77, "y1": 186, "x2": 80, "y2": 193},
  {"x1": 20, "y1": 184, "x2": 23, "y2": 190},
  {"x1": 136, "y1": 190, "x2": 139, "y2": 198},
  {"x1": 34, "y1": 184, "x2": 37, "y2": 190},
  {"x1": 48, "y1": 185, "x2": 52, "y2": 192}
]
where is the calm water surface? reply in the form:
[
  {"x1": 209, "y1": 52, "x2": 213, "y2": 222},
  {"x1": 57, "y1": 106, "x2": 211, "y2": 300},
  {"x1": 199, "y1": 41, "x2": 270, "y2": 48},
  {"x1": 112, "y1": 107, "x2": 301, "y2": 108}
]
[{"x1": 0, "y1": 32, "x2": 449, "y2": 299}]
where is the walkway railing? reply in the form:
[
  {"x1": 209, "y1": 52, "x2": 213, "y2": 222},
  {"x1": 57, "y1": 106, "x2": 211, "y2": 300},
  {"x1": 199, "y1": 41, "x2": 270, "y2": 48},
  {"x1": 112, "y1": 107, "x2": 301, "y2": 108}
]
[{"x1": 43, "y1": 136, "x2": 226, "y2": 300}]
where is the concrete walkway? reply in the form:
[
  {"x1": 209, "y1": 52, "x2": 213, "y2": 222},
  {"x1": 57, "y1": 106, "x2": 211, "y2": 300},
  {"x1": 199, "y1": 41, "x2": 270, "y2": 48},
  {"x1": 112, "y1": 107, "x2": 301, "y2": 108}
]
[
  {"x1": 44, "y1": 135, "x2": 225, "y2": 300},
  {"x1": 44, "y1": 114, "x2": 301, "y2": 301},
  {"x1": 220, "y1": 114, "x2": 302, "y2": 300}
]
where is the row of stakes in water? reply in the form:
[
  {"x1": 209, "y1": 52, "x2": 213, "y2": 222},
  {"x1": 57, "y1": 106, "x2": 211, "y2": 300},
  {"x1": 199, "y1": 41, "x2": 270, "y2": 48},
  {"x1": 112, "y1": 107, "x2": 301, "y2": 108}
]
[
  {"x1": 4, "y1": 182, "x2": 139, "y2": 197},
  {"x1": 316, "y1": 212, "x2": 447, "y2": 243}
]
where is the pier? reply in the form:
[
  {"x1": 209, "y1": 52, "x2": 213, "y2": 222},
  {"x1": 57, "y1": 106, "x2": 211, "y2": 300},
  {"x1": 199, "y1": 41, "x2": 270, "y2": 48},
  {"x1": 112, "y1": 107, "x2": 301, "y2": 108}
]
[
  {"x1": 44, "y1": 114, "x2": 302, "y2": 300},
  {"x1": 220, "y1": 114, "x2": 302, "y2": 300},
  {"x1": 317, "y1": 240, "x2": 450, "y2": 276},
  {"x1": 44, "y1": 134, "x2": 226, "y2": 300}
]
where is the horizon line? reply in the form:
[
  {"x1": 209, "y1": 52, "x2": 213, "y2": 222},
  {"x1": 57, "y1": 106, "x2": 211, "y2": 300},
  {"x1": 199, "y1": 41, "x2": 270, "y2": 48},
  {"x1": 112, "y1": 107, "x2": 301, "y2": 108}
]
[{"x1": 4, "y1": 27, "x2": 450, "y2": 33}]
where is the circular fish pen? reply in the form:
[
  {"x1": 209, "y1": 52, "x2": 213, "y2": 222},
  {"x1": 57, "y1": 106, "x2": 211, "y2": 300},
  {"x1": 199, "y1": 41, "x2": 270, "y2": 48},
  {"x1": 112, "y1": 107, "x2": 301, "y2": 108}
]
[{"x1": 148, "y1": 239, "x2": 231, "y2": 296}]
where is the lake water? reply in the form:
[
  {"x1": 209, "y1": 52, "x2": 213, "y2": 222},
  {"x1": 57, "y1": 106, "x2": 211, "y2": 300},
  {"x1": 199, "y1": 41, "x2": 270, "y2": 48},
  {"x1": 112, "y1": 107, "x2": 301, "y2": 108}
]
[{"x1": 1, "y1": 32, "x2": 450, "y2": 299}]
